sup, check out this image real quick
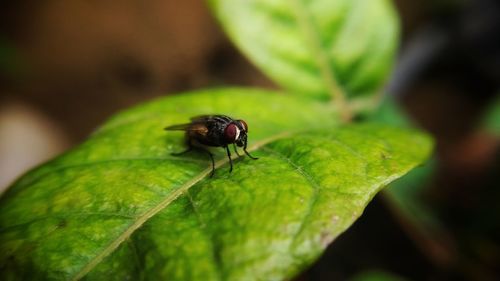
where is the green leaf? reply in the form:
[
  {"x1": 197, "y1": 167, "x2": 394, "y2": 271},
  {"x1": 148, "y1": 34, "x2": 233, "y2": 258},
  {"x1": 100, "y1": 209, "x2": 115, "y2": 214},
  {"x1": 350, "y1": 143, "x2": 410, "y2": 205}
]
[
  {"x1": 0, "y1": 37, "x2": 22, "y2": 77},
  {"x1": 483, "y1": 96, "x2": 500, "y2": 135},
  {"x1": 208, "y1": 0, "x2": 400, "y2": 101},
  {"x1": 361, "y1": 96, "x2": 412, "y2": 127},
  {"x1": 0, "y1": 88, "x2": 432, "y2": 280}
]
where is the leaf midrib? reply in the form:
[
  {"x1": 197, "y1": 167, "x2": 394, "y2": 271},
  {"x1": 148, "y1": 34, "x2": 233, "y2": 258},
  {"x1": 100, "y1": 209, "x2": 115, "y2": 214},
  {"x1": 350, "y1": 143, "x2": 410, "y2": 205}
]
[
  {"x1": 289, "y1": 0, "x2": 346, "y2": 107},
  {"x1": 71, "y1": 131, "x2": 292, "y2": 280}
]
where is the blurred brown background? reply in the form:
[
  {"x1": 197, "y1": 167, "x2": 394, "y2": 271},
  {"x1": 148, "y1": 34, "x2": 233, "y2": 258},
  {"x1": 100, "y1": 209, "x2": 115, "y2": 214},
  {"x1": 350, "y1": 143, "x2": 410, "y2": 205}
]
[
  {"x1": 0, "y1": 0, "x2": 499, "y2": 280},
  {"x1": 0, "y1": 0, "x2": 275, "y2": 189}
]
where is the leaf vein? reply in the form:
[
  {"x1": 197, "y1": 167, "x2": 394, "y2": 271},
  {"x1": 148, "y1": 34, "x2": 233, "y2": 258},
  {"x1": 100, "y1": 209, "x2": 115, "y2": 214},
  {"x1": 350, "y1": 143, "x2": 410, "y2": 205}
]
[
  {"x1": 0, "y1": 212, "x2": 136, "y2": 233},
  {"x1": 11, "y1": 156, "x2": 206, "y2": 194},
  {"x1": 186, "y1": 190, "x2": 224, "y2": 281},
  {"x1": 290, "y1": 0, "x2": 349, "y2": 119},
  {"x1": 261, "y1": 146, "x2": 322, "y2": 253}
]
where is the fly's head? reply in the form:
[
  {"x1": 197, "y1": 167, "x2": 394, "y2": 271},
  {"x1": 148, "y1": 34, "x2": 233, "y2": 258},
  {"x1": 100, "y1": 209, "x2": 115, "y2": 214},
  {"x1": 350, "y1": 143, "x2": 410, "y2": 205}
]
[{"x1": 224, "y1": 119, "x2": 248, "y2": 147}]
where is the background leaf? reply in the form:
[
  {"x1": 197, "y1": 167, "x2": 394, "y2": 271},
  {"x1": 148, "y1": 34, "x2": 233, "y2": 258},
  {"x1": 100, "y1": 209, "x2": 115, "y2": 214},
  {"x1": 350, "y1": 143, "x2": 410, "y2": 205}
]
[
  {"x1": 482, "y1": 96, "x2": 500, "y2": 135},
  {"x1": 361, "y1": 96, "x2": 411, "y2": 128},
  {"x1": 208, "y1": 0, "x2": 400, "y2": 101}
]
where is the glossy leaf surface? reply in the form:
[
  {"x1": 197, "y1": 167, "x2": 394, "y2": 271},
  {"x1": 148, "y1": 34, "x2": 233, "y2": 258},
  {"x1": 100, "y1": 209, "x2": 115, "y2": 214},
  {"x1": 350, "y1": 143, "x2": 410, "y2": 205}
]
[
  {"x1": 209, "y1": 0, "x2": 399, "y2": 101},
  {"x1": 0, "y1": 88, "x2": 431, "y2": 280}
]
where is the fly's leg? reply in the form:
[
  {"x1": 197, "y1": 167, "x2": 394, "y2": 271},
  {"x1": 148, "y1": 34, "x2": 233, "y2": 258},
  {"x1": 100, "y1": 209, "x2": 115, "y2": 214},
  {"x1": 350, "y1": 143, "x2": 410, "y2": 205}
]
[
  {"x1": 197, "y1": 147, "x2": 215, "y2": 177},
  {"x1": 243, "y1": 148, "x2": 258, "y2": 160},
  {"x1": 225, "y1": 146, "x2": 233, "y2": 173},
  {"x1": 233, "y1": 143, "x2": 241, "y2": 157},
  {"x1": 171, "y1": 139, "x2": 216, "y2": 177},
  {"x1": 171, "y1": 138, "x2": 194, "y2": 156},
  {"x1": 207, "y1": 150, "x2": 216, "y2": 177},
  {"x1": 171, "y1": 146, "x2": 192, "y2": 156},
  {"x1": 243, "y1": 138, "x2": 258, "y2": 160}
]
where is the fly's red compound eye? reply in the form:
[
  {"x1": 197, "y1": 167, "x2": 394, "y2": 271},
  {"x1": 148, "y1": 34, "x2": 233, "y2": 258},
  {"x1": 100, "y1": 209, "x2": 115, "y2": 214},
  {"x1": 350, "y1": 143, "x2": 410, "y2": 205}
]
[
  {"x1": 238, "y1": 120, "x2": 248, "y2": 132},
  {"x1": 224, "y1": 123, "x2": 240, "y2": 142}
]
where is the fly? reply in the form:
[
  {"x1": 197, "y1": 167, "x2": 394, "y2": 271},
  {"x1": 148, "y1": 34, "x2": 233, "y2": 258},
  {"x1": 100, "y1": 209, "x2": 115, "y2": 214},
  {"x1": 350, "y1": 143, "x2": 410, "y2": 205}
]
[{"x1": 165, "y1": 115, "x2": 258, "y2": 177}]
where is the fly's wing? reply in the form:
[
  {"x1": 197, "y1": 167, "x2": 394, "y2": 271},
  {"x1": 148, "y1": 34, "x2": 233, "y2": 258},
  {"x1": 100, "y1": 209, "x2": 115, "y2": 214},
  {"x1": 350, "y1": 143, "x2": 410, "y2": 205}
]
[
  {"x1": 190, "y1": 115, "x2": 213, "y2": 121},
  {"x1": 190, "y1": 114, "x2": 232, "y2": 123},
  {"x1": 164, "y1": 123, "x2": 192, "y2": 131},
  {"x1": 187, "y1": 123, "x2": 209, "y2": 136},
  {"x1": 164, "y1": 122, "x2": 209, "y2": 136}
]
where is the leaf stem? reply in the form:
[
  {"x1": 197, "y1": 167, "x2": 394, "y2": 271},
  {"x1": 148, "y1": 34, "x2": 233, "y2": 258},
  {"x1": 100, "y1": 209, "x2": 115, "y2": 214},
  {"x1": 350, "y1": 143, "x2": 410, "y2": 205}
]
[{"x1": 290, "y1": 0, "x2": 352, "y2": 122}]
